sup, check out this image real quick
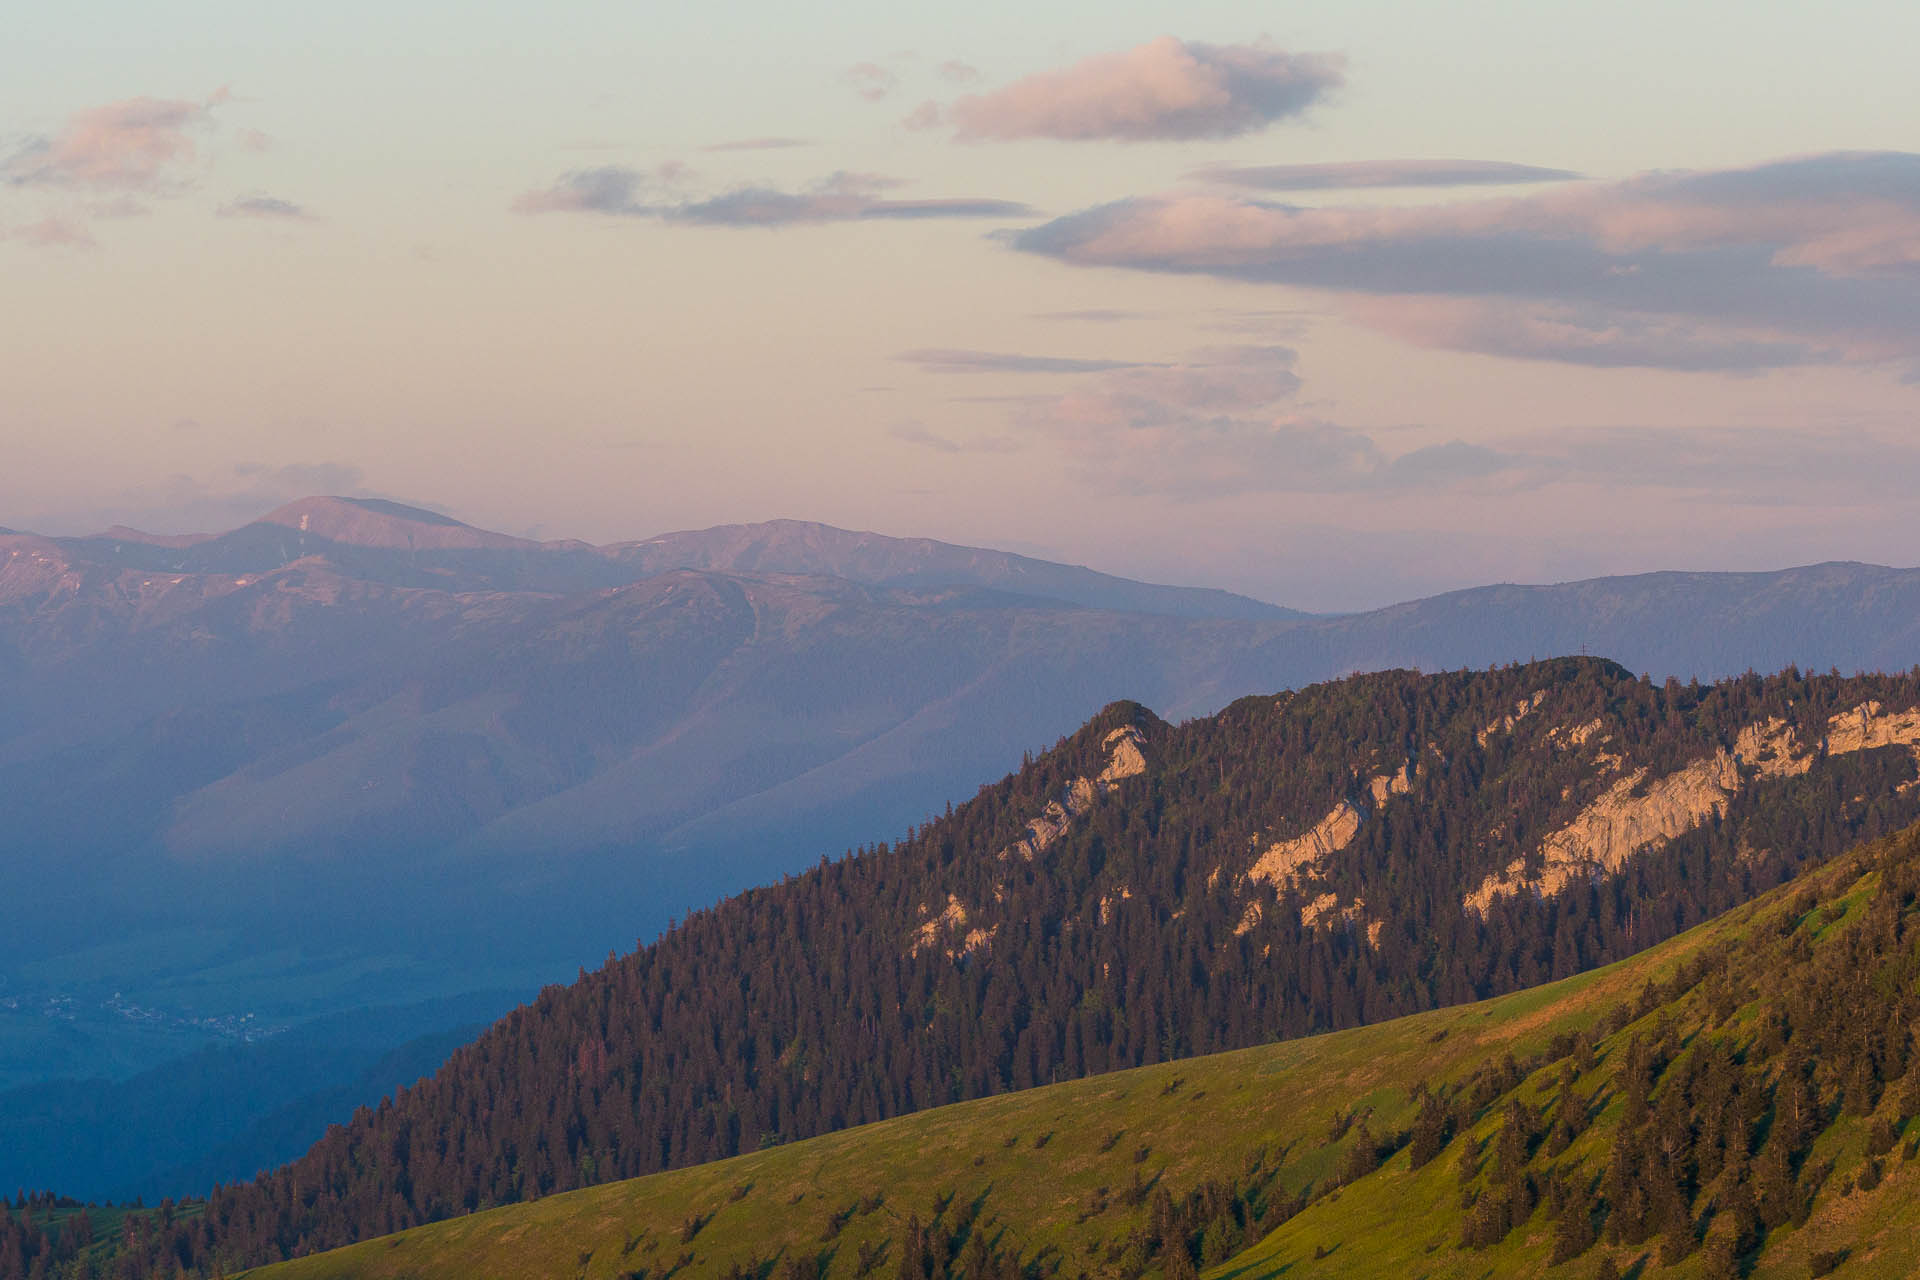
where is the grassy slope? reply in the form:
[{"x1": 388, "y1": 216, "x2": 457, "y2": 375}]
[
  {"x1": 1222, "y1": 1116, "x2": 1920, "y2": 1280},
  {"x1": 242, "y1": 907, "x2": 1709, "y2": 1278},
  {"x1": 246, "y1": 832, "x2": 1920, "y2": 1280},
  {"x1": 1217, "y1": 868, "x2": 1917, "y2": 1280}
]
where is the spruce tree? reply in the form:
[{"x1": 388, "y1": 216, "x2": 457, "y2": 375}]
[{"x1": 1409, "y1": 1089, "x2": 1450, "y2": 1169}]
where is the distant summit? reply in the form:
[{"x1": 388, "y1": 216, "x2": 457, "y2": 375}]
[
  {"x1": 610, "y1": 517, "x2": 1305, "y2": 620},
  {"x1": 38, "y1": 500, "x2": 1296, "y2": 617},
  {"x1": 251, "y1": 496, "x2": 535, "y2": 551}
]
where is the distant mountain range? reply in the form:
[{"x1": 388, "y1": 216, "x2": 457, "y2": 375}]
[
  {"x1": 8, "y1": 498, "x2": 1920, "y2": 904},
  {"x1": 7, "y1": 499, "x2": 1920, "y2": 970},
  {"x1": 44, "y1": 497, "x2": 1304, "y2": 616},
  {"x1": 6, "y1": 496, "x2": 1920, "y2": 1196}
]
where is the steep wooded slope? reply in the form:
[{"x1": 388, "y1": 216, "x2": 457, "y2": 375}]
[
  {"x1": 94, "y1": 810, "x2": 1920, "y2": 1280},
  {"x1": 8, "y1": 502, "x2": 1920, "y2": 1083},
  {"x1": 32, "y1": 659, "x2": 1920, "y2": 1273}
]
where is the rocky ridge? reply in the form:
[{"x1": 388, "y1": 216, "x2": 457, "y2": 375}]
[{"x1": 1464, "y1": 698, "x2": 1920, "y2": 912}]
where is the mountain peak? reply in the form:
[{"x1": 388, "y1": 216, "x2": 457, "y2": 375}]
[
  {"x1": 253, "y1": 496, "x2": 532, "y2": 551},
  {"x1": 617, "y1": 518, "x2": 1301, "y2": 620}
]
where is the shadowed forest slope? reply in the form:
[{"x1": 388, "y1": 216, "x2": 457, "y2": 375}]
[
  {"x1": 172, "y1": 816, "x2": 1920, "y2": 1279},
  {"x1": 14, "y1": 660, "x2": 1920, "y2": 1275}
]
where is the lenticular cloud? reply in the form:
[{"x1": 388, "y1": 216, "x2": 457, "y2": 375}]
[
  {"x1": 950, "y1": 36, "x2": 1343, "y2": 142},
  {"x1": 1013, "y1": 151, "x2": 1920, "y2": 370}
]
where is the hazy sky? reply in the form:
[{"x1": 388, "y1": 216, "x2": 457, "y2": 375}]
[{"x1": 5, "y1": 0, "x2": 1919, "y2": 610}]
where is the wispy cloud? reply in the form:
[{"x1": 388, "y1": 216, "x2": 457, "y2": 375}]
[
  {"x1": 841, "y1": 62, "x2": 899, "y2": 102},
  {"x1": 1347, "y1": 297, "x2": 1831, "y2": 372},
  {"x1": 217, "y1": 194, "x2": 314, "y2": 220},
  {"x1": 1000, "y1": 344, "x2": 1389, "y2": 498},
  {"x1": 702, "y1": 137, "x2": 812, "y2": 152},
  {"x1": 1014, "y1": 151, "x2": 1920, "y2": 370},
  {"x1": 517, "y1": 166, "x2": 1030, "y2": 226},
  {"x1": 917, "y1": 335, "x2": 1917, "y2": 507},
  {"x1": 1033, "y1": 309, "x2": 1142, "y2": 323},
  {"x1": 1189, "y1": 158, "x2": 1581, "y2": 191},
  {"x1": 947, "y1": 37, "x2": 1343, "y2": 142},
  {"x1": 686, "y1": 192, "x2": 1028, "y2": 225},
  {"x1": 515, "y1": 165, "x2": 660, "y2": 215},
  {"x1": 897, "y1": 348, "x2": 1156, "y2": 374},
  {"x1": 889, "y1": 422, "x2": 1021, "y2": 454}
]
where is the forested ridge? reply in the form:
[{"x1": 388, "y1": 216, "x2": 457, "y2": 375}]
[
  {"x1": 1204, "y1": 817, "x2": 1920, "y2": 1277},
  {"x1": 235, "y1": 819, "x2": 1920, "y2": 1279},
  {"x1": 14, "y1": 657, "x2": 1920, "y2": 1278}
]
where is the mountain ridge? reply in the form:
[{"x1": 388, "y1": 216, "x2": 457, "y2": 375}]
[
  {"x1": 27, "y1": 500, "x2": 1297, "y2": 618},
  {"x1": 40, "y1": 659, "x2": 1920, "y2": 1270},
  {"x1": 209, "y1": 818, "x2": 1920, "y2": 1280}
]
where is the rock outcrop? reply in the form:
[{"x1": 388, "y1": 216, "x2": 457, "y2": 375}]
[
  {"x1": 1247, "y1": 762, "x2": 1413, "y2": 893},
  {"x1": 998, "y1": 726, "x2": 1149, "y2": 862},
  {"x1": 1465, "y1": 703, "x2": 1920, "y2": 912}
]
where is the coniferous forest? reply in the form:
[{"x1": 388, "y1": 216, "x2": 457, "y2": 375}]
[{"x1": 13, "y1": 657, "x2": 1920, "y2": 1278}]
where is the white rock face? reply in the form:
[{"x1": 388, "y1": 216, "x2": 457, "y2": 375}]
[
  {"x1": 1098, "y1": 725, "x2": 1149, "y2": 783},
  {"x1": 1241, "y1": 759, "x2": 1412, "y2": 943},
  {"x1": 1477, "y1": 690, "x2": 1547, "y2": 747},
  {"x1": 914, "y1": 724, "x2": 1150, "y2": 958},
  {"x1": 1368, "y1": 762, "x2": 1414, "y2": 807},
  {"x1": 1463, "y1": 702, "x2": 1920, "y2": 913},
  {"x1": 1827, "y1": 701, "x2": 1920, "y2": 755},
  {"x1": 998, "y1": 725, "x2": 1149, "y2": 862},
  {"x1": 1248, "y1": 802, "x2": 1364, "y2": 888},
  {"x1": 910, "y1": 893, "x2": 997, "y2": 960},
  {"x1": 1246, "y1": 761, "x2": 1413, "y2": 890}
]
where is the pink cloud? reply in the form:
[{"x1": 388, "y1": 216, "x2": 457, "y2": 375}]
[
  {"x1": 1347, "y1": 297, "x2": 1834, "y2": 372},
  {"x1": 1014, "y1": 152, "x2": 1920, "y2": 369},
  {"x1": 516, "y1": 165, "x2": 1030, "y2": 226},
  {"x1": 1021, "y1": 154, "x2": 1920, "y2": 277},
  {"x1": 1029, "y1": 153, "x2": 1920, "y2": 279},
  {"x1": 949, "y1": 37, "x2": 1343, "y2": 142},
  {"x1": 1046, "y1": 345, "x2": 1303, "y2": 427},
  {"x1": 4, "y1": 95, "x2": 216, "y2": 191},
  {"x1": 1190, "y1": 158, "x2": 1580, "y2": 190}
]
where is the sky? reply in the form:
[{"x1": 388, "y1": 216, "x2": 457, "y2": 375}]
[{"x1": 4, "y1": 1, "x2": 1919, "y2": 611}]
